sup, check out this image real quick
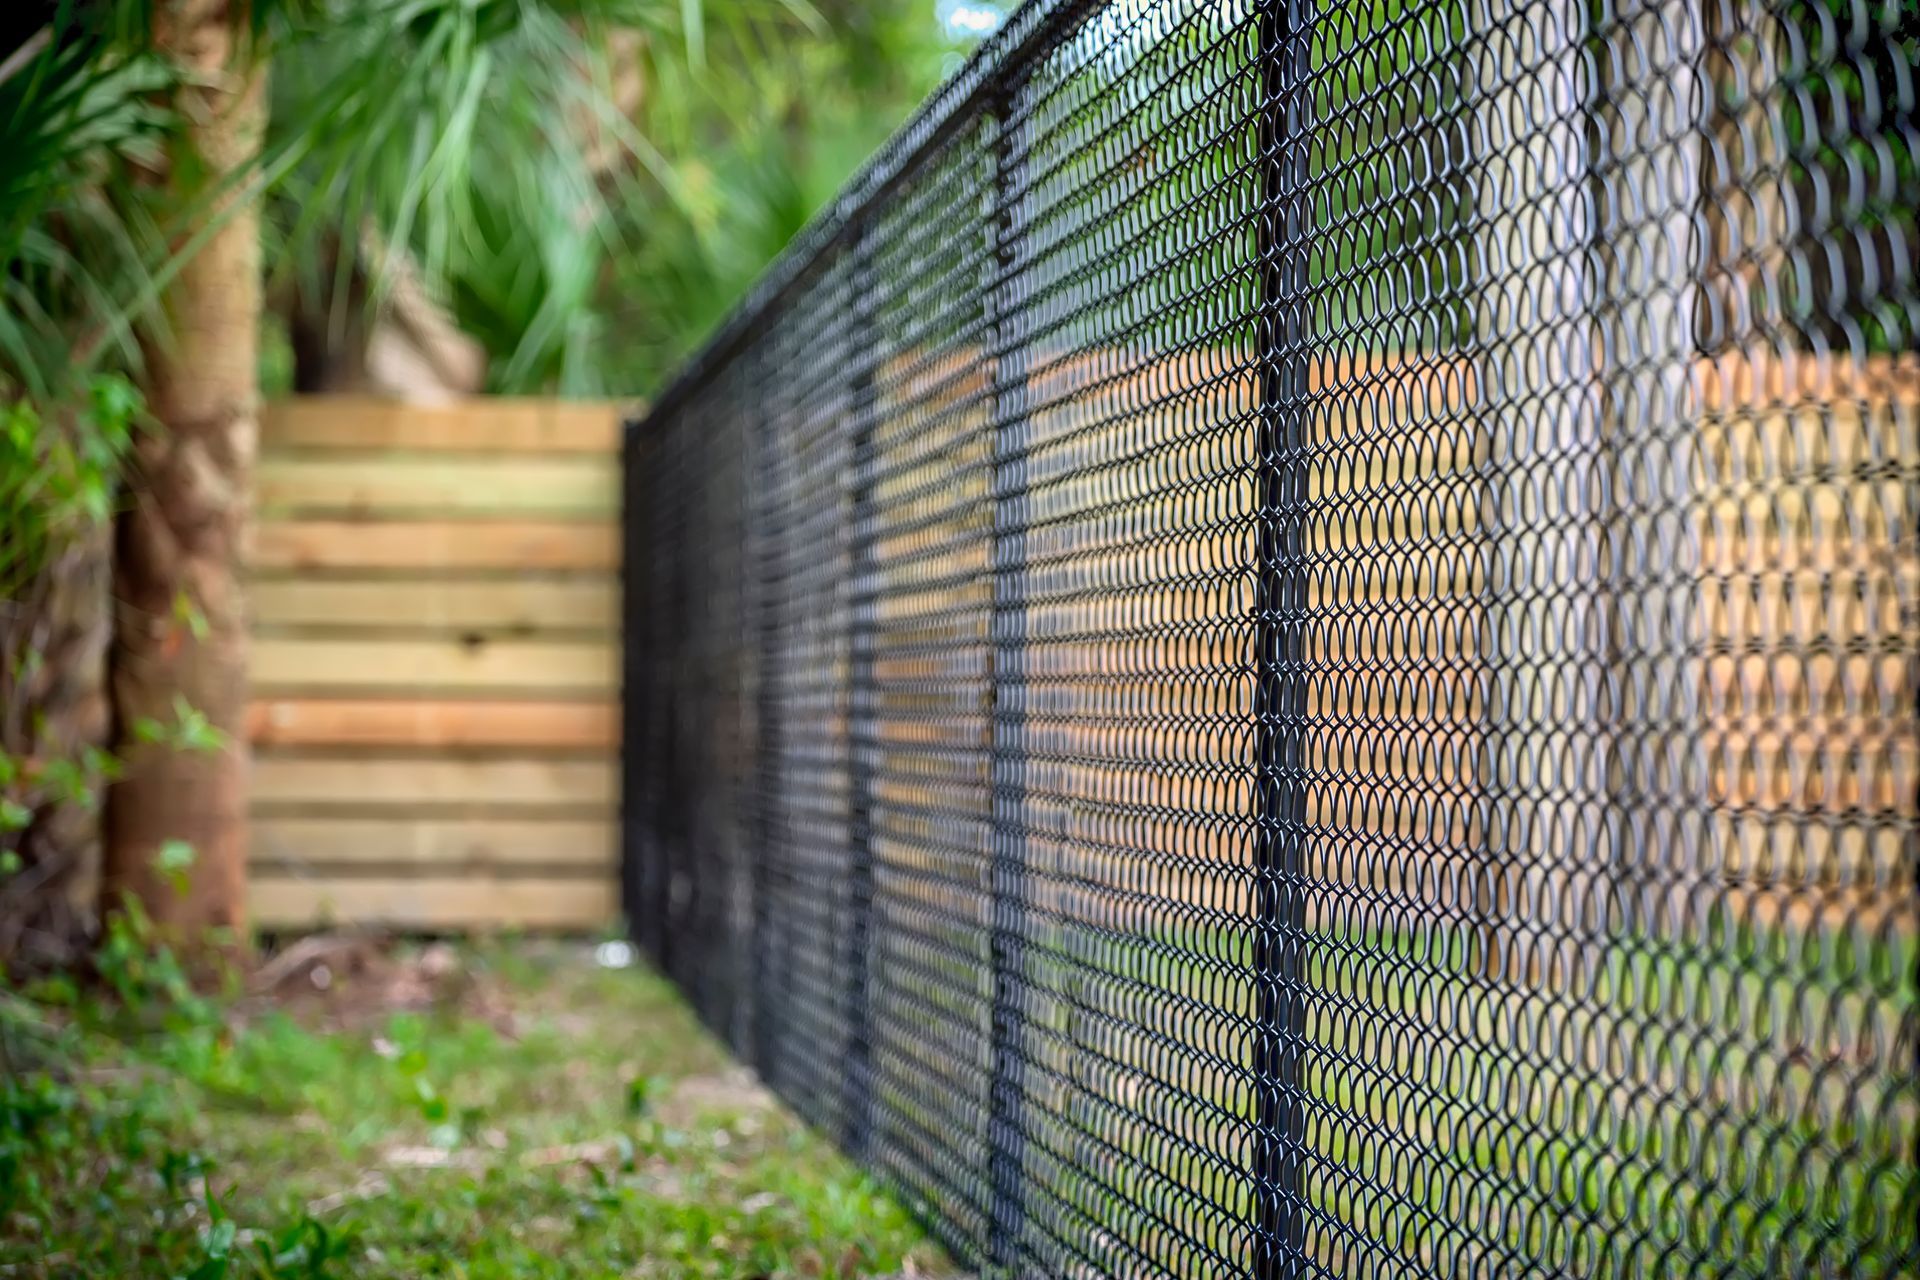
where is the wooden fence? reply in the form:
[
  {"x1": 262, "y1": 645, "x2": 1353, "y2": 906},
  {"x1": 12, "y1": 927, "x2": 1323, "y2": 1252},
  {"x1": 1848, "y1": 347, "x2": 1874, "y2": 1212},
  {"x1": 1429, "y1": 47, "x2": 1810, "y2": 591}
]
[
  {"x1": 245, "y1": 397, "x2": 624, "y2": 930},
  {"x1": 245, "y1": 358, "x2": 1915, "y2": 935}
]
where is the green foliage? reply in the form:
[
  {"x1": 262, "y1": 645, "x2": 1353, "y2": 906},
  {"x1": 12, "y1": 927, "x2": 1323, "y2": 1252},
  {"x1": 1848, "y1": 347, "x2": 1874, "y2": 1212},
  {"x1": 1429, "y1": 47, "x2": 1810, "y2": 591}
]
[
  {"x1": 0, "y1": 940, "x2": 945, "y2": 1278},
  {"x1": 155, "y1": 839, "x2": 197, "y2": 897},
  {"x1": 91, "y1": 896, "x2": 213, "y2": 1015},
  {"x1": 1766, "y1": 0, "x2": 1920, "y2": 351},
  {"x1": 0, "y1": 1002, "x2": 356, "y2": 1279},
  {"x1": 1, "y1": 376, "x2": 138, "y2": 925},
  {"x1": 0, "y1": 6, "x2": 175, "y2": 401},
  {"x1": 601, "y1": 1, "x2": 969, "y2": 389},
  {"x1": 0, "y1": 373, "x2": 138, "y2": 598},
  {"x1": 132, "y1": 695, "x2": 232, "y2": 756},
  {"x1": 265, "y1": 0, "x2": 973, "y2": 394},
  {"x1": 1, "y1": 1, "x2": 976, "y2": 401}
]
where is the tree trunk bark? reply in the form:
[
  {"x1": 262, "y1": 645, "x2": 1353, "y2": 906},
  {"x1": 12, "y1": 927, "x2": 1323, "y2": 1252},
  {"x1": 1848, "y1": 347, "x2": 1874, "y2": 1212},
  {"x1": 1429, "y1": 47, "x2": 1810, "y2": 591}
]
[
  {"x1": 1, "y1": 518, "x2": 114, "y2": 968},
  {"x1": 102, "y1": 0, "x2": 262, "y2": 946}
]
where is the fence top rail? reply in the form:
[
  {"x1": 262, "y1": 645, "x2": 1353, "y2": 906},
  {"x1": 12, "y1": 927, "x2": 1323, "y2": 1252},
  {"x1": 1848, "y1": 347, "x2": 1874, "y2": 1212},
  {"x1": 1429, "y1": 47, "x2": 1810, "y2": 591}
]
[{"x1": 633, "y1": 0, "x2": 1108, "y2": 431}]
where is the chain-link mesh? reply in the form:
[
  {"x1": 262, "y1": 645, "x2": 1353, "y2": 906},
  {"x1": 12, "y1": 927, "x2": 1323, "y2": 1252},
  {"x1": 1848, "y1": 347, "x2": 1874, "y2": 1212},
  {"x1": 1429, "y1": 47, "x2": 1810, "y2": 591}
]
[{"x1": 622, "y1": 0, "x2": 1920, "y2": 1273}]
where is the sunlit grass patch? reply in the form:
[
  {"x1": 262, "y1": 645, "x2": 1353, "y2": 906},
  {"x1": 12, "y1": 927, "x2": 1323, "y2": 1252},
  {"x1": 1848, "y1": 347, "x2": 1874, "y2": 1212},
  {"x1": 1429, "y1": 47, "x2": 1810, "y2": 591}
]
[{"x1": 0, "y1": 937, "x2": 951, "y2": 1279}]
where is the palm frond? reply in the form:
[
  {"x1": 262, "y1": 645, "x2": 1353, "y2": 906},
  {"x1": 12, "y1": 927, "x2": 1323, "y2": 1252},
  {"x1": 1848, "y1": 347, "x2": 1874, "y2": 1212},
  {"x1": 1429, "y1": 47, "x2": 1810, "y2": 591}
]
[
  {"x1": 2, "y1": 0, "x2": 978, "y2": 402},
  {"x1": 258, "y1": 0, "x2": 974, "y2": 395},
  {"x1": 0, "y1": 6, "x2": 175, "y2": 400}
]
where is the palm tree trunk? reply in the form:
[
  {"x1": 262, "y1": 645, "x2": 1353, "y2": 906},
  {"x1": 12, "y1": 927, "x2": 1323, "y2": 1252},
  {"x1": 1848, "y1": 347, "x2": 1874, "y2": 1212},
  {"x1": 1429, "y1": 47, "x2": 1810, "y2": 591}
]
[
  {"x1": 103, "y1": 0, "x2": 263, "y2": 944},
  {"x1": 1, "y1": 519, "x2": 114, "y2": 968}
]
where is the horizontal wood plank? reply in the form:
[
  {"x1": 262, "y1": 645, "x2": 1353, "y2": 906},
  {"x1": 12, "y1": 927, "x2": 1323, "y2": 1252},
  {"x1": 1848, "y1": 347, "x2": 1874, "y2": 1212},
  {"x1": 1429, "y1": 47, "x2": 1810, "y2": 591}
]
[
  {"x1": 247, "y1": 578, "x2": 615, "y2": 633},
  {"x1": 249, "y1": 521, "x2": 618, "y2": 571},
  {"x1": 248, "y1": 699, "x2": 618, "y2": 748},
  {"x1": 252, "y1": 757, "x2": 615, "y2": 810},
  {"x1": 250, "y1": 875, "x2": 615, "y2": 930},
  {"x1": 254, "y1": 638, "x2": 615, "y2": 694},
  {"x1": 257, "y1": 457, "x2": 616, "y2": 518},
  {"x1": 263, "y1": 397, "x2": 626, "y2": 453},
  {"x1": 254, "y1": 817, "x2": 613, "y2": 869},
  {"x1": 249, "y1": 401, "x2": 624, "y2": 931}
]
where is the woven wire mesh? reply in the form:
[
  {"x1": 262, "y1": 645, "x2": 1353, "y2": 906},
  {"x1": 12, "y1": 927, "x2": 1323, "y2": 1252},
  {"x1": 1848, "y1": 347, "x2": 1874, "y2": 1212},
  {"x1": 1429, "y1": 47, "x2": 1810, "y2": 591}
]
[{"x1": 622, "y1": 0, "x2": 1920, "y2": 1273}]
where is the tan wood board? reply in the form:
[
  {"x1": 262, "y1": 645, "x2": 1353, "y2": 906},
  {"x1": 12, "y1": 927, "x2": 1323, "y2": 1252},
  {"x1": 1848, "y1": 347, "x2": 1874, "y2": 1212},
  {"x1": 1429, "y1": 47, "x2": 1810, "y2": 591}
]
[
  {"x1": 249, "y1": 521, "x2": 618, "y2": 571},
  {"x1": 252, "y1": 757, "x2": 616, "y2": 810},
  {"x1": 263, "y1": 397, "x2": 626, "y2": 453},
  {"x1": 253, "y1": 638, "x2": 615, "y2": 694},
  {"x1": 250, "y1": 875, "x2": 615, "y2": 929},
  {"x1": 257, "y1": 457, "x2": 616, "y2": 517},
  {"x1": 253, "y1": 817, "x2": 613, "y2": 869},
  {"x1": 248, "y1": 699, "x2": 618, "y2": 749},
  {"x1": 247, "y1": 578, "x2": 615, "y2": 633}
]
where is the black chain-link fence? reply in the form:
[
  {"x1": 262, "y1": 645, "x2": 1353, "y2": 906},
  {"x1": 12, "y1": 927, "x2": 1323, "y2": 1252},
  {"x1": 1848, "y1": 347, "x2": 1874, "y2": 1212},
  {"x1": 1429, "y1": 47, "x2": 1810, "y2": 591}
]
[{"x1": 621, "y1": 0, "x2": 1920, "y2": 1273}]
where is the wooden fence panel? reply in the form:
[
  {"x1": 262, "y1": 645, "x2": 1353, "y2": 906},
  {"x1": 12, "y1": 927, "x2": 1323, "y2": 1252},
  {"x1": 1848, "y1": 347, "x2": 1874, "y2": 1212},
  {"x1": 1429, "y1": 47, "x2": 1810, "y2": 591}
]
[
  {"x1": 246, "y1": 397, "x2": 626, "y2": 931},
  {"x1": 249, "y1": 361, "x2": 1910, "y2": 936}
]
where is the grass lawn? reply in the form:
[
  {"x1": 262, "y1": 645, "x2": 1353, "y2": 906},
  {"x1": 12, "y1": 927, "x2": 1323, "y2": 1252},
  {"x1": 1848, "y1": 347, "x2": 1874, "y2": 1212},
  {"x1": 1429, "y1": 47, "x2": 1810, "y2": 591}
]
[
  {"x1": 0, "y1": 932, "x2": 955, "y2": 1279},
  {"x1": 994, "y1": 922, "x2": 1917, "y2": 1276}
]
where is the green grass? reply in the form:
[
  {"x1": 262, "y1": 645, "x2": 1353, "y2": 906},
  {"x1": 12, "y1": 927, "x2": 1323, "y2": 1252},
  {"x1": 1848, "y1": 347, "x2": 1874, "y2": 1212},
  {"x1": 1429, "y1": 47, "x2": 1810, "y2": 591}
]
[
  {"x1": 8, "y1": 917, "x2": 1906, "y2": 1277},
  {"x1": 0, "y1": 935, "x2": 952, "y2": 1279},
  {"x1": 1001, "y1": 917, "x2": 1918, "y2": 1276}
]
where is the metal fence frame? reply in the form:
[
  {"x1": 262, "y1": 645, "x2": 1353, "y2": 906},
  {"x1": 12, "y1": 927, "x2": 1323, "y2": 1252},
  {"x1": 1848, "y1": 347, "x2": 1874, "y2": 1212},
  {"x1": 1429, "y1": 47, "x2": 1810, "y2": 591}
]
[{"x1": 623, "y1": 0, "x2": 1920, "y2": 1275}]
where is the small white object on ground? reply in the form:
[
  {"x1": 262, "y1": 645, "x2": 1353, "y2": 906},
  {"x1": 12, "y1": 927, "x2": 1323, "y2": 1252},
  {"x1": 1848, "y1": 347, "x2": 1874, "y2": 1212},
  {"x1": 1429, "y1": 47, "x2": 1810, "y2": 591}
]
[
  {"x1": 418, "y1": 941, "x2": 458, "y2": 979},
  {"x1": 595, "y1": 940, "x2": 635, "y2": 969}
]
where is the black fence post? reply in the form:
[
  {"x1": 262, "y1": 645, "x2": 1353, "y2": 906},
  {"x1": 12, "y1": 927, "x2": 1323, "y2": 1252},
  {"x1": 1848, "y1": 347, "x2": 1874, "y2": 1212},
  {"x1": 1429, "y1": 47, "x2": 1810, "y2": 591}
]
[
  {"x1": 842, "y1": 222, "x2": 881, "y2": 1159},
  {"x1": 619, "y1": 415, "x2": 652, "y2": 957},
  {"x1": 984, "y1": 67, "x2": 1033, "y2": 1278},
  {"x1": 1252, "y1": 1, "x2": 1313, "y2": 1278},
  {"x1": 750, "y1": 368, "x2": 783, "y2": 1083}
]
